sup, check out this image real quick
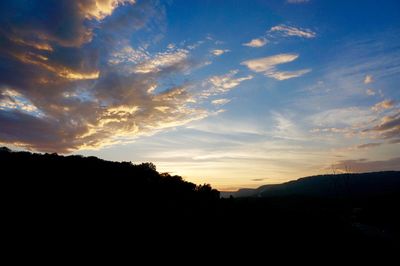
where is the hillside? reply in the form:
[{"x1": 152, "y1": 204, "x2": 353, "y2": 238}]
[
  {"x1": 223, "y1": 171, "x2": 400, "y2": 198},
  {"x1": 2, "y1": 147, "x2": 399, "y2": 256},
  {"x1": 1, "y1": 146, "x2": 220, "y2": 221}
]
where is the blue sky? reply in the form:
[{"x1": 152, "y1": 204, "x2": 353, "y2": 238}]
[{"x1": 1, "y1": 0, "x2": 400, "y2": 190}]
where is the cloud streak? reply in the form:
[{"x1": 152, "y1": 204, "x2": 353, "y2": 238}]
[
  {"x1": 371, "y1": 99, "x2": 395, "y2": 112},
  {"x1": 243, "y1": 38, "x2": 268, "y2": 48},
  {"x1": 205, "y1": 70, "x2": 253, "y2": 95},
  {"x1": 212, "y1": 99, "x2": 231, "y2": 105},
  {"x1": 266, "y1": 69, "x2": 311, "y2": 80},
  {"x1": 269, "y1": 25, "x2": 316, "y2": 38},
  {"x1": 367, "y1": 111, "x2": 400, "y2": 140},
  {"x1": 241, "y1": 53, "x2": 311, "y2": 80},
  {"x1": 356, "y1": 143, "x2": 382, "y2": 149},
  {"x1": 133, "y1": 49, "x2": 189, "y2": 73},
  {"x1": 211, "y1": 49, "x2": 230, "y2": 56}
]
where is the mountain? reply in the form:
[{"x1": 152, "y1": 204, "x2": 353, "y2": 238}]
[
  {"x1": 2, "y1": 146, "x2": 399, "y2": 256},
  {"x1": 223, "y1": 171, "x2": 400, "y2": 198}
]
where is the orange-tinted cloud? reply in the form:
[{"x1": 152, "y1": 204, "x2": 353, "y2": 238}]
[{"x1": 0, "y1": 1, "x2": 211, "y2": 153}]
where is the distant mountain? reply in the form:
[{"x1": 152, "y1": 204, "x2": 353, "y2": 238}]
[{"x1": 223, "y1": 171, "x2": 400, "y2": 198}]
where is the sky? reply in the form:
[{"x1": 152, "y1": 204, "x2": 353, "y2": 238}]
[{"x1": 0, "y1": 0, "x2": 400, "y2": 190}]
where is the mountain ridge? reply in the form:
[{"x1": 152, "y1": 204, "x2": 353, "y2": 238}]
[{"x1": 222, "y1": 171, "x2": 400, "y2": 198}]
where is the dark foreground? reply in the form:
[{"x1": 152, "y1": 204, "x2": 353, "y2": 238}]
[{"x1": 2, "y1": 147, "x2": 399, "y2": 260}]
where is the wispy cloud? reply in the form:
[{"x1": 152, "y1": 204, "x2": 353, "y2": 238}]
[
  {"x1": 309, "y1": 102, "x2": 400, "y2": 146},
  {"x1": 367, "y1": 110, "x2": 400, "y2": 140},
  {"x1": 133, "y1": 48, "x2": 189, "y2": 73},
  {"x1": 371, "y1": 99, "x2": 395, "y2": 112},
  {"x1": 364, "y1": 74, "x2": 374, "y2": 84},
  {"x1": 211, "y1": 49, "x2": 230, "y2": 56},
  {"x1": 109, "y1": 46, "x2": 150, "y2": 65},
  {"x1": 271, "y1": 112, "x2": 307, "y2": 140},
  {"x1": 241, "y1": 53, "x2": 311, "y2": 80},
  {"x1": 242, "y1": 54, "x2": 298, "y2": 72},
  {"x1": 243, "y1": 38, "x2": 268, "y2": 48},
  {"x1": 308, "y1": 107, "x2": 376, "y2": 138},
  {"x1": 205, "y1": 70, "x2": 253, "y2": 95},
  {"x1": 356, "y1": 142, "x2": 382, "y2": 149},
  {"x1": 366, "y1": 88, "x2": 376, "y2": 96},
  {"x1": 266, "y1": 69, "x2": 311, "y2": 80},
  {"x1": 269, "y1": 24, "x2": 316, "y2": 38},
  {"x1": 212, "y1": 99, "x2": 231, "y2": 105}
]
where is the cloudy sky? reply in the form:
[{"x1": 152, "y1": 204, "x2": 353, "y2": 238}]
[{"x1": 1, "y1": 0, "x2": 399, "y2": 190}]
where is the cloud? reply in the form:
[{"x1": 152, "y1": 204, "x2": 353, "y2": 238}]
[
  {"x1": 310, "y1": 104, "x2": 400, "y2": 144},
  {"x1": 133, "y1": 49, "x2": 189, "y2": 73},
  {"x1": 109, "y1": 46, "x2": 150, "y2": 65},
  {"x1": 356, "y1": 142, "x2": 382, "y2": 149},
  {"x1": 0, "y1": 1, "x2": 215, "y2": 153},
  {"x1": 212, "y1": 99, "x2": 231, "y2": 105},
  {"x1": 0, "y1": 0, "x2": 137, "y2": 48},
  {"x1": 243, "y1": 24, "x2": 314, "y2": 52},
  {"x1": 241, "y1": 53, "x2": 311, "y2": 80},
  {"x1": 332, "y1": 157, "x2": 400, "y2": 173},
  {"x1": 308, "y1": 107, "x2": 376, "y2": 138},
  {"x1": 243, "y1": 38, "x2": 268, "y2": 48},
  {"x1": 373, "y1": 112, "x2": 400, "y2": 131},
  {"x1": 364, "y1": 74, "x2": 374, "y2": 84},
  {"x1": 0, "y1": 89, "x2": 43, "y2": 116},
  {"x1": 271, "y1": 112, "x2": 306, "y2": 140},
  {"x1": 269, "y1": 25, "x2": 316, "y2": 38},
  {"x1": 371, "y1": 99, "x2": 395, "y2": 112},
  {"x1": 366, "y1": 88, "x2": 376, "y2": 96},
  {"x1": 211, "y1": 49, "x2": 230, "y2": 56},
  {"x1": 310, "y1": 127, "x2": 350, "y2": 134},
  {"x1": 266, "y1": 69, "x2": 311, "y2": 80},
  {"x1": 389, "y1": 139, "x2": 400, "y2": 144},
  {"x1": 241, "y1": 54, "x2": 298, "y2": 72},
  {"x1": 80, "y1": 0, "x2": 136, "y2": 20},
  {"x1": 251, "y1": 178, "x2": 266, "y2": 182},
  {"x1": 287, "y1": 0, "x2": 310, "y2": 3},
  {"x1": 368, "y1": 111, "x2": 400, "y2": 140},
  {"x1": 205, "y1": 70, "x2": 253, "y2": 95}
]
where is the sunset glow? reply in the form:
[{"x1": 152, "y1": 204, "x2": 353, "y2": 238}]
[{"x1": 1, "y1": 0, "x2": 399, "y2": 190}]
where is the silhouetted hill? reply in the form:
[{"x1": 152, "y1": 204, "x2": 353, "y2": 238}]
[
  {"x1": 1, "y1": 146, "x2": 219, "y2": 226},
  {"x1": 223, "y1": 171, "x2": 400, "y2": 199},
  {"x1": 2, "y1": 147, "x2": 399, "y2": 258}
]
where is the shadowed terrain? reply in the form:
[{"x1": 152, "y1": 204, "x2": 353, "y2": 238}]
[{"x1": 2, "y1": 147, "x2": 399, "y2": 258}]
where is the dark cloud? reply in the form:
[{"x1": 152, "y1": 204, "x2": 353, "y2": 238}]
[
  {"x1": 251, "y1": 178, "x2": 266, "y2": 182},
  {"x1": 366, "y1": 112, "x2": 400, "y2": 139},
  {"x1": 0, "y1": 0, "x2": 91, "y2": 47},
  {"x1": 0, "y1": 1, "x2": 207, "y2": 153},
  {"x1": 388, "y1": 139, "x2": 400, "y2": 144},
  {"x1": 332, "y1": 157, "x2": 400, "y2": 173},
  {"x1": 0, "y1": 110, "x2": 85, "y2": 151}
]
